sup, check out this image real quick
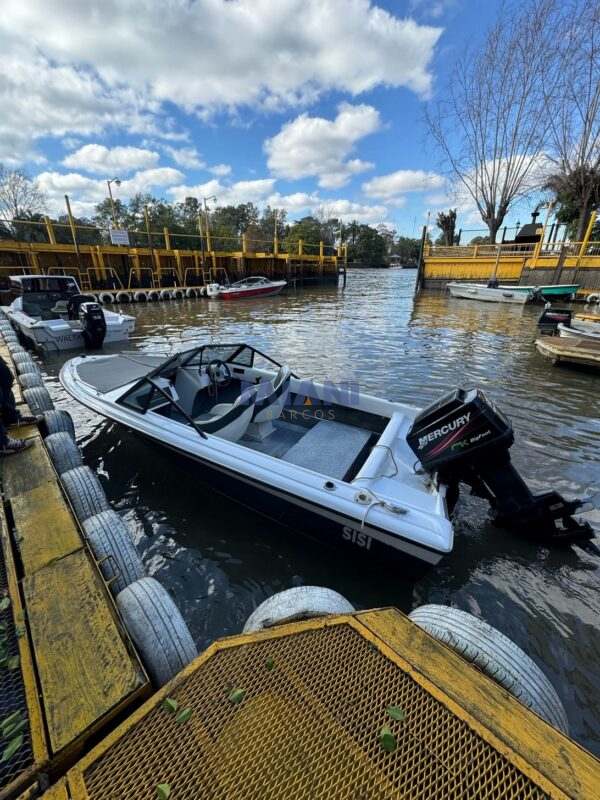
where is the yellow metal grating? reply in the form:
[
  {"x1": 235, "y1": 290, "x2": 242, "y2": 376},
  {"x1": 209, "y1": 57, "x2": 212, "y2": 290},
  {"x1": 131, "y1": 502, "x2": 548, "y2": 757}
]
[
  {"x1": 0, "y1": 550, "x2": 33, "y2": 793},
  {"x1": 81, "y1": 622, "x2": 551, "y2": 799}
]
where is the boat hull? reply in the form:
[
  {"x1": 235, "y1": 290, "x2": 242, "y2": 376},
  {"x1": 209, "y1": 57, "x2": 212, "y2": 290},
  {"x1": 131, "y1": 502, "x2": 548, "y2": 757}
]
[
  {"x1": 146, "y1": 432, "x2": 440, "y2": 576},
  {"x1": 219, "y1": 283, "x2": 286, "y2": 300},
  {"x1": 6, "y1": 310, "x2": 135, "y2": 352},
  {"x1": 447, "y1": 283, "x2": 530, "y2": 304}
]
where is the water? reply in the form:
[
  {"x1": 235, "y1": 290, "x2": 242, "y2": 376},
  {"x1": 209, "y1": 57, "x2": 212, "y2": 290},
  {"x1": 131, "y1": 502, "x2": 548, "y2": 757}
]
[{"x1": 42, "y1": 270, "x2": 600, "y2": 753}]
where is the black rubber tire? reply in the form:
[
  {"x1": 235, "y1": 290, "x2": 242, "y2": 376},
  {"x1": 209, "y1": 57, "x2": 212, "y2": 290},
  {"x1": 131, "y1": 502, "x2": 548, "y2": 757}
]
[
  {"x1": 23, "y1": 386, "x2": 54, "y2": 414},
  {"x1": 84, "y1": 511, "x2": 145, "y2": 595},
  {"x1": 41, "y1": 410, "x2": 75, "y2": 440},
  {"x1": 18, "y1": 372, "x2": 43, "y2": 389},
  {"x1": 7, "y1": 344, "x2": 25, "y2": 355},
  {"x1": 408, "y1": 605, "x2": 569, "y2": 733},
  {"x1": 60, "y1": 466, "x2": 110, "y2": 522},
  {"x1": 45, "y1": 432, "x2": 83, "y2": 474},
  {"x1": 13, "y1": 352, "x2": 36, "y2": 366},
  {"x1": 17, "y1": 362, "x2": 42, "y2": 377},
  {"x1": 116, "y1": 577, "x2": 197, "y2": 686}
]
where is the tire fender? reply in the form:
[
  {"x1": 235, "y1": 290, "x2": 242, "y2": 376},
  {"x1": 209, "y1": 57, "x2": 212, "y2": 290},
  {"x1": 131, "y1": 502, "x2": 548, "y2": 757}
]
[
  {"x1": 409, "y1": 604, "x2": 569, "y2": 733},
  {"x1": 83, "y1": 510, "x2": 145, "y2": 595},
  {"x1": 41, "y1": 409, "x2": 75, "y2": 440},
  {"x1": 23, "y1": 386, "x2": 54, "y2": 414},
  {"x1": 45, "y1": 432, "x2": 83, "y2": 474},
  {"x1": 243, "y1": 586, "x2": 355, "y2": 633},
  {"x1": 61, "y1": 466, "x2": 110, "y2": 522},
  {"x1": 18, "y1": 372, "x2": 43, "y2": 390},
  {"x1": 116, "y1": 577, "x2": 197, "y2": 686}
]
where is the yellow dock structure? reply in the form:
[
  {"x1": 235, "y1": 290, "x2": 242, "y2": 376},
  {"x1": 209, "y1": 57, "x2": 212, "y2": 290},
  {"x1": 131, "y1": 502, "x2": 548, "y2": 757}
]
[
  {"x1": 423, "y1": 211, "x2": 600, "y2": 296},
  {"x1": 0, "y1": 343, "x2": 149, "y2": 800},
  {"x1": 0, "y1": 217, "x2": 344, "y2": 294},
  {"x1": 1, "y1": 342, "x2": 600, "y2": 799}
]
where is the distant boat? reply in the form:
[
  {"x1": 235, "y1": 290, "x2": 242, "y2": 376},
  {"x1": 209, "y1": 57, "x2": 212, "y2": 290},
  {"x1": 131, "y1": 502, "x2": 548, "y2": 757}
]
[
  {"x1": 209, "y1": 276, "x2": 287, "y2": 300},
  {"x1": 447, "y1": 283, "x2": 532, "y2": 304},
  {"x1": 558, "y1": 322, "x2": 600, "y2": 341},
  {"x1": 448, "y1": 282, "x2": 579, "y2": 305}
]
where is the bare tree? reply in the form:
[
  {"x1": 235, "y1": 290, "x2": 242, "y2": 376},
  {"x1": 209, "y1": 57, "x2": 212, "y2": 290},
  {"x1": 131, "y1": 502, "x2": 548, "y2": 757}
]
[
  {"x1": 436, "y1": 209, "x2": 457, "y2": 245},
  {"x1": 425, "y1": 1, "x2": 555, "y2": 242},
  {"x1": 543, "y1": 2, "x2": 600, "y2": 239},
  {"x1": 0, "y1": 165, "x2": 46, "y2": 222}
]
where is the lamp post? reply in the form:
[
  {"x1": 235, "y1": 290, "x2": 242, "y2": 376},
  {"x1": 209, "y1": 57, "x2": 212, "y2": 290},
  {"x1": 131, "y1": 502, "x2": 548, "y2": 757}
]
[{"x1": 106, "y1": 177, "x2": 122, "y2": 227}]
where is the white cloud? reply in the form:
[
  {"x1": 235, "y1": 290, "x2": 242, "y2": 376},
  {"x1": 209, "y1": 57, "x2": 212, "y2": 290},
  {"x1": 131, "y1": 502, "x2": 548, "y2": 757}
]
[
  {"x1": 0, "y1": 1, "x2": 441, "y2": 163},
  {"x1": 209, "y1": 164, "x2": 232, "y2": 177},
  {"x1": 267, "y1": 192, "x2": 388, "y2": 223},
  {"x1": 63, "y1": 144, "x2": 159, "y2": 174},
  {"x1": 168, "y1": 178, "x2": 276, "y2": 207},
  {"x1": 37, "y1": 167, "x2": 184, "y2": 217},
  {"x1": 265, "y1": 103, "x2": 380, "y2": 189},
  {"x1": 363, "y1": 169, "x2": 446, "y2": 201},
  {"x1": 164, "y1": 146, "x2": 205, "y2": 169}
]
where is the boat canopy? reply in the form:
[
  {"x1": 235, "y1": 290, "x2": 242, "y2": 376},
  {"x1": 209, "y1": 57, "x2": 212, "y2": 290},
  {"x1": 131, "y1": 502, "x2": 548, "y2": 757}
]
[{"x1": 114, "y1": 343, "x2": 290, "y2": 424}]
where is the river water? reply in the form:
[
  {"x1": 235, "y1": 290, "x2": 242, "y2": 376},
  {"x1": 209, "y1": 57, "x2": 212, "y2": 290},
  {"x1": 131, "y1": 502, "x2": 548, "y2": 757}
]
[{"x1": 42, "y1": 269, "x2": 600, "y2": 754}]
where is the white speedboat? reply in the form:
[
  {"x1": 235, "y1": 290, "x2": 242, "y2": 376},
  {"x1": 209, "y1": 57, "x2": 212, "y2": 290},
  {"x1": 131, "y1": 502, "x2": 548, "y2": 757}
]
[
  {"x1": 60, "y1": 343, "x2": 590, "y2": 568},
  {"x1": 5, "y1": 275, "x2": 135, "y2": 352},
  {"x1": 447, "y1": 282, "x2": 532, "y2": 304}
]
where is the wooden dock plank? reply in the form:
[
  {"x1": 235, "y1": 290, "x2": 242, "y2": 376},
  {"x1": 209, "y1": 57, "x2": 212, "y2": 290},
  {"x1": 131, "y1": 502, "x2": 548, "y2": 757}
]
[
  {"x1": 11, "y1": 480, "x2": 83, "y2": 575},
  {"x1": 536, "y1": 337, "x2": 600, "y2": 369},
  {"x1": 0, "y1": 438, "x2": 56, "y2": 499},
  {"x1": 23, "y1": 548, "x2": 146, "y2": 754}
]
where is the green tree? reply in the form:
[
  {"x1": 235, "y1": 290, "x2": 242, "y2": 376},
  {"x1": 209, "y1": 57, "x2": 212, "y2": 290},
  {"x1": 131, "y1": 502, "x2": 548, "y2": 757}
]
[
  {"x1": 285, "y1": 216, "x2": 325, "y2": 256},
  {"x1": 436, "y1": 209, "x2": 457, "y2": 245},
  {"x1": 346, "y1": 223, "x2": 387, "y2": 266},
  {"x1": 392, "y1": 236, "x2": 421, "y2": 265}
]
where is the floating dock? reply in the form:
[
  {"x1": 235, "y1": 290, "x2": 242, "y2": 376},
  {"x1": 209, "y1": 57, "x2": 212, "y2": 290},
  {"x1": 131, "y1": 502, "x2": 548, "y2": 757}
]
[
  {"x1": 1, "y1": 338, "x2": 600, "y2": 798},
  {"x1": 536, "y1": 336, "x2": 600, "y2": 370}
]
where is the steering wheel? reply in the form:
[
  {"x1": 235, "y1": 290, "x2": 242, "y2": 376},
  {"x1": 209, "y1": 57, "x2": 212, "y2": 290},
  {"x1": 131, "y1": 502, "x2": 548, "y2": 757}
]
[{"x1": 206, "y1": 359, "x2": 232, "y2": 389}]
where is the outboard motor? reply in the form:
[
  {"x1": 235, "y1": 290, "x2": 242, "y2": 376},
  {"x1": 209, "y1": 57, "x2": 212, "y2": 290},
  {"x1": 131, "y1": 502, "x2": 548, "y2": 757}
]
[
  {"x1": 78, "y1": 302, "x2": 106, "y2": 349},
  {"x1": 407, "y1": 388, "x2": 592, "y2": 544},
  {"x1": 537, "y1": 305, "x2": 572, "y2": 335}
]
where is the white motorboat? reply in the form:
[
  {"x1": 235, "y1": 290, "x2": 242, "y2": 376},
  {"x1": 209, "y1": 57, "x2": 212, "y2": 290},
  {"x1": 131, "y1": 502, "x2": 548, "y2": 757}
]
[
  {"x1": 447, "y1": 282, "x2": 532, "y2": 304},
  {"x1": 5, "y1": 275, "x2": 135, "y2": 352},
  {"x1": 558, "y1": 321, "x2": 600, "y2": 341},
  {"x1": 60, "y1": 343, "x2": 590, "y2": 568}
]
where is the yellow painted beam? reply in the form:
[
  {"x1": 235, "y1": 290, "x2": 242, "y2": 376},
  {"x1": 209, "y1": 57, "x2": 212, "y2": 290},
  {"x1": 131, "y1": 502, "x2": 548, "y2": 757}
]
[
  {"x1": 0, "y1": 438, "x2": 55, "y2": 499},
  {"x1": 11, "y1": 480, "x2": 83, "y2": 576},
  {"x1": 356, "y1": 609, "x2": 600, "y2": 799},
  {"x1": 23, "y1": 547, "x2": 147, "y2": 754}
]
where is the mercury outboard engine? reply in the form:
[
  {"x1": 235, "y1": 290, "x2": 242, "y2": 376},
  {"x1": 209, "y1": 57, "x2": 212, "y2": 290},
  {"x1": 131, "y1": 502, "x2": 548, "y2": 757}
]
[
  {"x1": 78, "y1": 302, "x2": 106, "y2": 349},
  {"x1": 537, "y1": 306, "x2": 572, "y2": 335},
  {"x1": 407, "y1": 388, "x2": 592, "y2": 544}
]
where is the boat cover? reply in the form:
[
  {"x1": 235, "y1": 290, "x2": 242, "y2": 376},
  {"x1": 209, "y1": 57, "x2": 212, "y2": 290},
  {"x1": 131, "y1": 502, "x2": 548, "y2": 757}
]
[{"x1": 76, "y1": 354, "x2": 165, "y2": 393}]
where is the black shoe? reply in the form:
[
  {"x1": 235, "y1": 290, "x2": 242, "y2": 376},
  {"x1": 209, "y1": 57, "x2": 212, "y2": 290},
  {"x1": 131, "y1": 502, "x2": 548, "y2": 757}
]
[
  {"x1": 8, "y1": 415, "x2": 42, "y2": 428},
  {"x1": 0, "y1": 437, "x2": 34, "y2": 456}
]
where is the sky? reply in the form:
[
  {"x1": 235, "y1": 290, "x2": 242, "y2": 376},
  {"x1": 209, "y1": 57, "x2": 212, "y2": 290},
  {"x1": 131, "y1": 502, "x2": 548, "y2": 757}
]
[{"x1": 0, "y1": 0, "x2": 532, "y2": 237}]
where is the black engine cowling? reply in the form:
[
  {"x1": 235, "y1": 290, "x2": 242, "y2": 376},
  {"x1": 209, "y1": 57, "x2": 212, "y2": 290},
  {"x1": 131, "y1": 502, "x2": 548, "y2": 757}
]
[
  {"x1": 537, "y1": 306, "x2": 572, "y2": 335},
  {"x1": 407, "y1": 388, "x2": 592, "y2": 544},
  {"x1": 78, "y1": 302, "x2": 106, "y2": 349}
]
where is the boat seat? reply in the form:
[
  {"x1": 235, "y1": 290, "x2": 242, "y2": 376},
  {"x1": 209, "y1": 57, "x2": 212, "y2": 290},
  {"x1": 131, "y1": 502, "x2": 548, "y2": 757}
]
[
  {"x1": 281, "y1": 420, "x2": 373, "y2": 480},
  {"x1": 51, "y1": 300, "x2": 70, "y2": 316},
  {"x1": 193, "y1": 387, "x2": 258, "y2": 442},
  {"x1": 246, "y1": 365, "x2": 292, "y2": 440}
]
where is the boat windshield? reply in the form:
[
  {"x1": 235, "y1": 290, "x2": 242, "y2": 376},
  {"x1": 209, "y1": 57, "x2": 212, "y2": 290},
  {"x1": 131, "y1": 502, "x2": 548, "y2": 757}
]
[
  {"x1": 18, "y1": 277, "x2": 80, "y2": 319},
  {"x1": 231, "y1": 277, "x2": 268, "y2": 287}
]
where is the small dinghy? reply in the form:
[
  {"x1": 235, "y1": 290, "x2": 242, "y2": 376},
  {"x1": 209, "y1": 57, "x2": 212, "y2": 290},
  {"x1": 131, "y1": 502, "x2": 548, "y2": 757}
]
[
  {"x1": 447, "y1": 282, "x2": 533, "y2": 304},
  {"x1": 558, "y1": 322, "x2": 600, "y2": 341},
  {"x1": 60, "y1": 343, "x2": 591, "y2": 568},
  {"x1": 5, "y1": 275, "x2": 134, "y2": 353}
]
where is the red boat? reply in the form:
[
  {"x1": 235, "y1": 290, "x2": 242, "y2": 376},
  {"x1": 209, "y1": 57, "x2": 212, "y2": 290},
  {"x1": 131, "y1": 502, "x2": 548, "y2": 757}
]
[{"x1": 216, "y1": 276, "x2": 287, "y2": 300}]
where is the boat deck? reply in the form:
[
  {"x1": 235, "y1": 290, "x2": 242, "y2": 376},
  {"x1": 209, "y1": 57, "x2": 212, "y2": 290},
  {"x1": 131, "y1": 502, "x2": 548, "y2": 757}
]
[{"x1": 536, "y1": 336, "x2": 600, "y2": 370}]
